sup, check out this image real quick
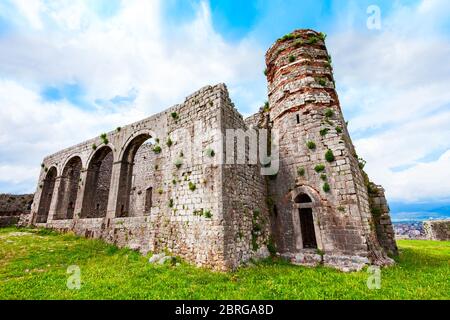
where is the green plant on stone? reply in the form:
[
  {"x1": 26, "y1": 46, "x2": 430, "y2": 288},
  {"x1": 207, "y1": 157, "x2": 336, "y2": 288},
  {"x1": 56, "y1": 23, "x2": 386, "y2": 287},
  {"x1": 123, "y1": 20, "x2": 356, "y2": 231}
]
[
  {"x1": 318, "y1": 32, "x2": 327, "y2": 41},
  {"x1": 206, "y1": 148, "x2": 215, "y2": 157},
  {"x1": 297, "y1": 167, "x2": 305, "y2": 177},
  {"x1": 320, "y1": 174, "x2": 327, "y2": 181},
  {"x1": 188, "y1": 181, "x2": 196, "y2": 191},
  {"x1": 323, "y1": 183, "x2": 331, "y2": 193},
  {"x1": 263, "y1": 101, "x2": 270, "y2": 112},
  {"x1": 314, "y1": 164, "x2": 325, "y2": 173},
  {"x1": 168, "y1": 199, "x2": 174, "y2": 208},
  {"x1": 171, "y1": 112, "x2": 179, "y2": 120},
  {"x1": 152, "y1": 145, "x2": 162, "y2": 154},
  {"x1": 174, "y1": 158, "x2": 183, "y2": 169},
  {"x1": 155, "y1": 138, "x2": 160, "y2": 144},
  {"x1": 325, "y1": 149, "x2": 335, "y2": 162},
  {"x1": 157, "y1": 188, "x2": 163, "y2": 195},
  {"x1": 306, "y1": 36, "x2": 319, "y2": 44},
  {"x1": 324, "y1": 108, "x2": 334, "y2": 118},
  {"x1": 92, "y1": 144, "x2": 97, "y2": 150},
  {"x1": 288, "y1": 55, "x2": 296, "y2": 63},
  {"x1": 172, "y1": 179, "x2": 177, "y2": 185},
  {"x1": 204, "y1": 210, "x2": 212, "y2": 219},
  {"x1": 317, "y1": 78, "x2": 327, "y2": 87},
  {"x1": 264, "y1": 68, "x2": 268, "y2": 76},
  {"x1": 166, "y1": 137, "x2": 173, "y2": 148},
  {"x1": 320, "y1": 128, "x2": 329, "y2": 136},
  {"x1": 294, "y1": 39, "x2": 303, "y2": 48},
  {"x1": 336, "y1": 126, "x2": 343, "y2": 134},
  {"x1": 358, "y1": 157, "x2": 367, "y2": 170},
  {"x1": 306, "y1": 141, "x2": 316, "y2": 150},
  {"x1": 116, "y1": 127, "x2": 121, "y2": 132}
]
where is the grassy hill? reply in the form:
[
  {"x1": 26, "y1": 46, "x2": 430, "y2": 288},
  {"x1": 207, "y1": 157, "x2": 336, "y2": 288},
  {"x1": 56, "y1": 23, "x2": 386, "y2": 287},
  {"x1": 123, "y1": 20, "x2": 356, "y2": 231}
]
[{"x1": 0, "y1": 227, "x2": 449, "y2": 300}]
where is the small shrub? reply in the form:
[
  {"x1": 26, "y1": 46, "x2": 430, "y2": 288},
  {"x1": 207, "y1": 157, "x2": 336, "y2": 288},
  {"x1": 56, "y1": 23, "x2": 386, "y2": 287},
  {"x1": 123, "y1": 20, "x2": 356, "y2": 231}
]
[
  {"x1": 318, "y1": 32, "x2": 327, "y2": 41},
  {"x1": 306, "y1": 36, "x2": 319, "y2": 44},
  {"x1": 320, "y1": 174, "x2": 327, "y2": 181},
  {"x1": 204, "y1": 210, "x2": 212, "y2": 219},
  {"x1": 157, "y1": 188, "x2": 163, "y2": 195},
  {"x1": 155, "y1": 138, "x2": 160, "y2": 144},
  {"x1": 206, "y1": 148, "x2": 215, "y2": 157},
  {"x1": 166, "y1": 137, "x2": 173, "y2": 148},
  {"x1": 323, "y1": 183, "x2": 331, "y2": 193},
  {"x1": 280, "y1": 33, "x2": 295, "y2": 41},
  {"x1": 172, "y1": 179, "x2": 177, "y2": 185},
  {"x1": 325, "y1": 149, "x2": 335, "y2": 162},
  {"x1": 171, "y1": 112, "x2": 179, "y2": 120},
  {"x1": 174, "y1": 158, "x2": 183, "y2": 169},
  {"x1": 154, "y1": 164, "x2": 159, "y2": 170},
  {"x1": 100, "y1": 133, "x2": 107, "y2": 140},
  {"x1": 294, "y1": 39, "x2": 303, "y2": 48},
  {"x1": 288, "y1": 55, "x2": 296, "y2": 63},
  {"x1": 263, "y1": 101, "x2": 270, "y2": 112},
  {"x1": 116, "y1": 127, "x2": 121, "y2": 132},
  {"x1": 314, "y1": 164, "x2": 325, "y2": 173},
  {"x1": 325, "y1": 108, "x2": 334, "y2": 118},
  {"x1": 188, "y1": 181, "x2": 196, "y2": 191},
  {"x1": 41, "y1": 163, "x2": 45, "y2": 168},
  {"x1": 318, "y1": 78, "x2": 327, "y2": 86},
  {"x1": 358, "y1": 157, "x2": 367, "y2": 170},
  {"x1": 92, "y1": 144, "x2": 97, "y2": 150},
  {"x1": 152, "y1": 145, "x2": 162, "y2": 154},
  {"x1": 320, "y1": 128, "x2": 329, "y2": 136},
  {"x1": 168, "y1": 199, "x2": 174, "y2": 208},
  {"x1": 336, "y1": 126, "x2": 343, "y2": 134},
  {"x1": 297, "y1": 167, "x2": 305, "y2": 176},
  {"x1": 264, "y1": 68, "x2": 268, "y2": 76},
  {"x1": 179, "y1": 151, "x2": 184, "y2": 158},
  {"x1": 306, "y1": 141, "x2": 316, "y2": 150},
  {"x1": 338, "y1": 206, "x2": 346, "y2": 212}
]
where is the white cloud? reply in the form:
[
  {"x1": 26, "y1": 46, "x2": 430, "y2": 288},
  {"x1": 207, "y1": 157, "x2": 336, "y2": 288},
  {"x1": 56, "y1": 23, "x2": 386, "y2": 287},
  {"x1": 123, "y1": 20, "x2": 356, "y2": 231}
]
[
  {"x1": 0, "y1": 0, "x2": 265, "y2": 193},
  {"x1": 328, "y1": 0, "x2": 450, "y2": 202}
]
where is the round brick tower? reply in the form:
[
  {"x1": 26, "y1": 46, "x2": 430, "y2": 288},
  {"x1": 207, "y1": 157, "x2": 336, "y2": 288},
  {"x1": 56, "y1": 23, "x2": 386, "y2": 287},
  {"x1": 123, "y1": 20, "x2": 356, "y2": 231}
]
[{"x1": 265, "y1": 29, "x2": 391, "y2": 270}]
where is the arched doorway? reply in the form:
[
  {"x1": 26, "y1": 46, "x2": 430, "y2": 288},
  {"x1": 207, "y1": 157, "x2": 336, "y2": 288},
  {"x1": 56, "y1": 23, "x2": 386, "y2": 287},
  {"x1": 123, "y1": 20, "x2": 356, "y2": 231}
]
[
  {"x1": 36, "y1": 167, "x2": 57, "y2": 223},
  {"x1": 54, "y1": 156, "x2": 82, "y2": 220},
  {"x1": 80, "y1": 146, "x2": 113, "y2": 218},
  {"x1": 294, "y1": 192, "x2": 317, "y2": 249},
  {"x1": 116, "y1": 134, "x2": 153, "y2": 217}
]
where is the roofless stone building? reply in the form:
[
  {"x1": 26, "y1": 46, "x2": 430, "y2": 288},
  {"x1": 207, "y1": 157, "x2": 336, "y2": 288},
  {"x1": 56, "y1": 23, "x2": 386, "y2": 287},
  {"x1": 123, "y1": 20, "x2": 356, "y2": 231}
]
[{"x1": 30, "y1": 29, "x2": 397, "y2": 271}]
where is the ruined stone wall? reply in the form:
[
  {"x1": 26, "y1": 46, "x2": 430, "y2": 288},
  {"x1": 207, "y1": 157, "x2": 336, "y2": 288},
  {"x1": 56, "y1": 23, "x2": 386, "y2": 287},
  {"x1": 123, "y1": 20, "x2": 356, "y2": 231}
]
[
  {"x1": 423, "y1": 220, "x2": 450, "y2": 241},
  {"x1": 265, "y1": 29, "x2": 392, "y2": 269},
  {"x1": 368, "y1": 185, "x2": 398, "y2": 256},
  {"x1": 0, "y1": 194, "x2": 33, "y2": 227},
  {"x1": 221, "y1": 97, "x2": 271, "y2": 269},
  {"x1": 30, "y1": 84, "x2": 230, "y2": 270}
]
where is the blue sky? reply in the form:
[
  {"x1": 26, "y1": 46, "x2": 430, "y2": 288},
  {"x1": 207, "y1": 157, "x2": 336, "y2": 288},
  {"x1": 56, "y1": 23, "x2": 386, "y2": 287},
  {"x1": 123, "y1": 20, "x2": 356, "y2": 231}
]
[{"x1": 0, "y1": 0, "x2": 449, "y2": 220}]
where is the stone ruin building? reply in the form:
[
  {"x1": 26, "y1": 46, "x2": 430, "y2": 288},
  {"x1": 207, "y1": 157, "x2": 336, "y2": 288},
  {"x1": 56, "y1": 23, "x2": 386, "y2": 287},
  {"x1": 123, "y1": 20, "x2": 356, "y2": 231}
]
[{"x1": 30, "y1": 29, "x2": 398, "y2": 271}]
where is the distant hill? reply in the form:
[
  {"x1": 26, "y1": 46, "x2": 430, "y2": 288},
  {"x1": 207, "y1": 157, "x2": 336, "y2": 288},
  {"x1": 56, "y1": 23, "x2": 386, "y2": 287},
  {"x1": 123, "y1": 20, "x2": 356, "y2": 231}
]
[{"x1": 390, "y1": 201, "x2": 450, "y2": 222}]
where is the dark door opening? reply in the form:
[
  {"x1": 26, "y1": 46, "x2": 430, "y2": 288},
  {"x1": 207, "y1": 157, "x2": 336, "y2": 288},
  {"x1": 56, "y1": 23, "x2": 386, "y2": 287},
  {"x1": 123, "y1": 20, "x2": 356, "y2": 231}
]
[{"x1": 299, "y1": 208, "x2": 317, "y2": 249}]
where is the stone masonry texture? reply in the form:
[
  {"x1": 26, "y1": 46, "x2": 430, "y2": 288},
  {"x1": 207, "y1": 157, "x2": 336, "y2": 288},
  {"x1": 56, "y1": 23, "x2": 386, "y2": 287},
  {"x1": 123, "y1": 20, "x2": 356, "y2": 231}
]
[{"x1": 29, "y1": 29, "x2": 397, "y2": 271}]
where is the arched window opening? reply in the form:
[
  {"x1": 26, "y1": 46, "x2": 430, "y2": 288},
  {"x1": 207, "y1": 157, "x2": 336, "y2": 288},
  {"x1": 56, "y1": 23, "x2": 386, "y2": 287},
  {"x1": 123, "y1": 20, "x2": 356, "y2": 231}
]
[
  {"x1": 116, "y1": 134, "x2": 154, "y2": 217},
  {"x1": 81, "y1": 147, "x2": 113, "y2": 218},
  {"x1": 36, "y1": 167, "x2": 57, "y2": 223},
  {"x1": 54, "y1": 157, "x2": 82, "y2": 220},
  {"x1": 294, "y1": 193, "x2": 312, "y2": 204}
]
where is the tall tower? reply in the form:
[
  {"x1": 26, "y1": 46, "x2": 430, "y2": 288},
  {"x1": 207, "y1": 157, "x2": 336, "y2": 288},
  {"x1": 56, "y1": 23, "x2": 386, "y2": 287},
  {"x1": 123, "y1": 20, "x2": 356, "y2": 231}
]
[{"x1": 265, "y1": 29, "x2": 392, "y2": 270}]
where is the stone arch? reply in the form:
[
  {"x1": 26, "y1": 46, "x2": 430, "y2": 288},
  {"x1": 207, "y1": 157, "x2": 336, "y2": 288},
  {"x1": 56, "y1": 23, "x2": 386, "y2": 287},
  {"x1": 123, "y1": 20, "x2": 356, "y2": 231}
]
[
  {"x1": 291, "y1": 186, "x2": 323, "y2": 250},
  {"x1": 54, "y1": 156, "x2": 82, "y2": 220},
  {"x1": 80, "y1": 146, "x2": 113, "y2": 218},
  {"x1": 36, "y1": 166, "x2": 57, "y2": 223},
  {"x1": 116, "y1": 132, "x2": 155, "y2": 217}
]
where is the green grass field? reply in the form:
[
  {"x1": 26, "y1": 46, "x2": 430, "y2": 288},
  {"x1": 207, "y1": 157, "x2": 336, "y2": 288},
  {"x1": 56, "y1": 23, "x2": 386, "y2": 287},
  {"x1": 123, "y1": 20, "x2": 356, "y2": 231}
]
[{"x1": 0, "y1": 227, "x2": 448, "y2": 300}]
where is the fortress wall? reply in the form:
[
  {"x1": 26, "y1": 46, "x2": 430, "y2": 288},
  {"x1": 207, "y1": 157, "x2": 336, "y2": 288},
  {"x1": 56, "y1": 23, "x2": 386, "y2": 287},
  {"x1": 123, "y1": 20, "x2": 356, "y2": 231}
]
[
  {"x1": 220, "y1": 97, "x2": 271, "y2": 269},
  {"x1": 31, "y1": 84, "x2": 230, "y2": 270},
  {"x1": 423, "y1": 220, "x2": 450, "y2": 241}
]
